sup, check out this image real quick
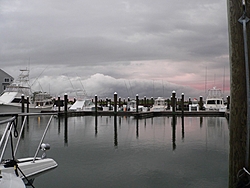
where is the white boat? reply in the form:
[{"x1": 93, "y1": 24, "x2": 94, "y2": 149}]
[
  {"x1": 188, "y1": 98, "x2": 199, "y2": 111},
  {"x1": 32, "y1": 92, "x2": 54, "y2": 110},
  {"x1": 0, "y1": 172, "x2": 25, "y2": 188},
  {"x1": 204, "y1": 87, "x2": 227, "y2": 112},
  {"x1": 150, "y1": 97, "x2": 167, "y2": 111},
  {"x1": 0, "y1": 69, "x2": 54, "y2": 113},
  {"x1": 0, "y1": 115, "x2": 58, "y2": 187},
  {"x1": 69, "y1": 99, "x2": 95, "y2": 111},
  {"x1": 126, "y1": 100, "x2": 144, "y2": 112}
]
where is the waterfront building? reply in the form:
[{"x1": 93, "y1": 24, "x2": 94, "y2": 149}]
[{"x1": 0, "y1": 69, "x2": 14, "y2": 94}]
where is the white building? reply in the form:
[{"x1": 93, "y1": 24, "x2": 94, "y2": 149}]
[{"x1": 0, "y1": 69, "x2": 14, "y2": 94}]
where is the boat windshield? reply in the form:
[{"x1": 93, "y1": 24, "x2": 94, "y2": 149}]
[
  {"x1": 207, "y1": 100, "x2": 222, "y2": 105},
  {"x1": 207, "y1": 100, "x2": 216, "y2": 104}
]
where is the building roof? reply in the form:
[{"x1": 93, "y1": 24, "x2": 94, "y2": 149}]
[{"x1": 0, "y1": 69, "x2": 14, "y2": 79}]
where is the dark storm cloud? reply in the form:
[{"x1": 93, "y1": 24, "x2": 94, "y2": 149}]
[{"x1": 0, "y1": 0, "x2": 230, "y2": 97}]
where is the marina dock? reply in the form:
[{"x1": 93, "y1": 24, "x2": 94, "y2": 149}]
[{"x1": 56, "y1": 110, "x2": 227, "y2": 118}]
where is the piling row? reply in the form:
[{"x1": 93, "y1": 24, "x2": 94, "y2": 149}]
[{"x1": 16, "y1": 91, "x2": 230, "y2": 118}]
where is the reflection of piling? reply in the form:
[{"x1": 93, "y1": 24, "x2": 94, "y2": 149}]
[
  {"x1": 95, "y1": 115, "x2": 98, "y2": 136},
  {"x1": 64, "y1": 115, "x2": 68, "y2": 146},
  {"x1": 114, "y1": 115, "x2": 118, "y2": 147},
  {"x1": 136, "y1": 118, "x2": 139, "y2": 138},
  {"x1": 182, "y1": 116, "x2": 184, "y2": 140},
  {"x1": 172, "y1": 115, "x2": 176, "y2": 150},
  {"x1": 200, "y1": 117, "x2": 203, "y2": 128}
]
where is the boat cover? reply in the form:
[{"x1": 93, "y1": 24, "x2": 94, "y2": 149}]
[
  {"x1": 0, "y1": 92, "x2": 18, "y2": 104},
  {"x1": 69, "y1": 100, "x2": 85, "y2": 110}
]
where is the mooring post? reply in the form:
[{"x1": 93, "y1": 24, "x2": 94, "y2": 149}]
[
  {"x1": 227, "y1": 96, "x2": 230, "y2": 110},
  {"x1": 64, "y1": 93, "x2": 68, "y2": 113},
  {"x1": 199, "y1": 96, "x2": 203, "y2": 111},
  {"x1": 21, "y1": 94, "x2": 25, "y2": 113},
  {"x1": 228, "y1": 0, "x2": 250, "y2": 187},
  {"x1": 144, "y1": 96, "x2": 147, "y2": 107},
  {"x1": 95, "y1": 95, "x2": 98, "y2": 114},
  {"x1": 58, "y1": 95, "x2": 61, "y2": 113},
  {"x1": 181, "y1": 93, "x2": 184, "y2": 115},
  {"x1": 136, "y1": 94, "x2": 139, "y2": 113},
  {"x1": 114, "y1": 92, "x2": 117, "y2": 113},
  {"x1": 27, "y1": 96, "x2": 29, "y2": 113},
  {"x1": 118, "y1": 97, "x2": 121, "y2": 109},
  {"x1": 151, "y1": 97, "x2": 154, "y2": 107},
  {"x1": 172, "y1": 91, "x2": 176, "y2": 113}
]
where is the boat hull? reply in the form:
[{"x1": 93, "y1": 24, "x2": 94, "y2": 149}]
[
  {"x1": 0, "y1": 158, "x2": 58, "y2": 182},
  {"x1": 0, "y1": 104, "x2": 53, "y2": 113}
]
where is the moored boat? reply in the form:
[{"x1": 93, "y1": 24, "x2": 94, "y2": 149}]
[
  {"x1": 150, "y1": 97, "x2": 167, "y2": 111},
  {"x1": 204, "y1": 87, "x2": 227, "y2": 112},
  {"x1": 0, "y1": 69, "x2": 54, "y2": 113},
  {"x1": 69, "y1": 99, "x2": 96, "y2": 111}
]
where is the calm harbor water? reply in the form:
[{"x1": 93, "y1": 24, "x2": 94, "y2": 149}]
[{"x1": 6, "y1": 115, "x2": 229, "y2": 188}]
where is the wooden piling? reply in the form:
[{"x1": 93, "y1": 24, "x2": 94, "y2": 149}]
[
  {"x1": 114, "y1": 92, "x2": 117, "y2": 113},
  {"x1": 118, "y1": 97, "x2": 121, "y2": 108},
  {"x1": 27, "y1": 96, "x2": 29, "y2": 113},
  {"x1": 199, "y1": 96, "x2": 203, "y2": 111},
  {"x1": 227, "y1": 0, "x2": 250, "y2": 187},
  {"x1": 64, "y1": 93, "x2": 68, "y2": 113},
  {"x1": 172, "y1": 91, "x2": 176, "y2": 112},
  {"x1": 95, "y1": 95, "x2": 98, "y2": 114},
  {"x1": 136, "y1": 94, "x2": 139, "y2": 113},
  {"x1": 227, "y1": 96, "x2": 230, "y2": 110},
  {"x1": 58, "y1": 96, "x2": 61, "y2": 113},
  {"x1": 21, "y1": 94, "x2": 25, "y2": 113},
  {"x1": 181, "y1": 93, "x2": 184, "y2": 116}
]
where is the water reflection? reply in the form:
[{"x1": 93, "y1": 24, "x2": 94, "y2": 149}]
[
  {"x1": 181, "y1": 116, "x2": 185, "y2": 140},
  {"x1": 95, "y1": 115, "x2": 98, "y2": 136},
  {"x1": 114, "y1": 115, "x2": 118, "y2": 147},
  {"x1": 64, "y1": 116, "x2": 68, "y2": 146},
  {"x1": 172, "y1": 115, "x2": 176, "y2": 150},
  {"x1": 0, "y1": 115, "x2": 229, "y2": 187},
  {"x1": 18, "y1": 115, "x2": 229, "y2": 154},
  {"x1": 136, "y1": 119, "x2": 139, "y2": 139}
]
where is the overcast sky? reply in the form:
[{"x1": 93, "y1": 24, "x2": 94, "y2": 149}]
[{"x1": 0, "y1": 0, "x2": 230, "y2": 99}]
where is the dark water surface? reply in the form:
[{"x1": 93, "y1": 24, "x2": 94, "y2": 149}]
[{"x1": 11, "y1": 115, "x2": 228, "y2": 188}]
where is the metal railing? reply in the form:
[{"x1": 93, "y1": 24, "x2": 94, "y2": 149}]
[{"x1": 0, "y1": 114, "x2": 54, "y2": 163}]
